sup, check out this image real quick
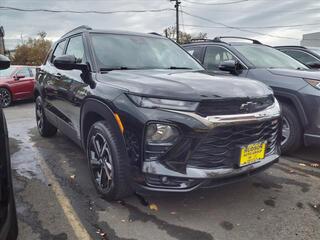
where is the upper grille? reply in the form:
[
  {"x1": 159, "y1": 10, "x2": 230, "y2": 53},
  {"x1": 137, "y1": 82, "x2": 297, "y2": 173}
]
[
  {"x1": 196, "y1": 96, "x2": 274, "y2": 117},
  {"x1": 188, "y1": 119, "x2": 280, "y2": 169}
]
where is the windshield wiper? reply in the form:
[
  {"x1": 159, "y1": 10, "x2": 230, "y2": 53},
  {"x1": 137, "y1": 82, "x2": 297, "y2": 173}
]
[
  {"x1": 100, "y1": 67, "x2": 137, "y2": 72},
  {"x1": 168, "y1": 66, "x2": 193, "y2": 70}
]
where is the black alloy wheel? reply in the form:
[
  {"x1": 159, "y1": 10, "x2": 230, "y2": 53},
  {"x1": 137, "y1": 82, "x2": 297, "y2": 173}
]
[{"x1": 0, "y1": 88, "x2": 12, "y2": 108}]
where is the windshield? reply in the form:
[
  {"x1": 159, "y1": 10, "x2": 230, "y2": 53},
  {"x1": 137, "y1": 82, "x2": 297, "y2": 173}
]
[
  {"x1": 90, "y1": 33, "x2": 203, "y2": 71},
  {"x1": 0, "y1": 66, "x2": 16, "y2": 77},
  {"x1": 309, "y1": 47, "x2": 320, "y2": 56},
  {"x1": 234, "y1": 45, "x2": 308, "y2": 70}
]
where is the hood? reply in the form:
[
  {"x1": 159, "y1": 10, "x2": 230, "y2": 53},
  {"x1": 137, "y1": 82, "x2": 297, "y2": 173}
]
[
  {"x1": 268, "y1": 68, "x2": 320, "y2": 80},
  {"x1": 97, "y1": 70, "x2": 272, "y2": 101}
]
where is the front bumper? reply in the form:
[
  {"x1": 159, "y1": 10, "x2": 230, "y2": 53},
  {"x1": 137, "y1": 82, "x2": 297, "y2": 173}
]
[{"x1": 139, "y1": 101, "x2": 281, "y2": 192}]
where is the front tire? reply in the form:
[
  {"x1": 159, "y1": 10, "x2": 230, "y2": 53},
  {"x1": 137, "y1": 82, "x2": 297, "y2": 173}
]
[
  {"x1": 87, "y1": 121, "x2": 132, "y2": 201},
  {"x1": 0, "y1": 88, "x2": 12, "y2": 108},
  {"x1": 280, "y1": 103, "x2": 302, "y2": 154},
  {"x1": 35, "y1": 96, "x2": 57, "y2": 137}
]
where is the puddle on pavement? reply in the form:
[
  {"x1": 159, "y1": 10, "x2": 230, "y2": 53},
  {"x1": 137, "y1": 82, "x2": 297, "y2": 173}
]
[{"x1": 8, "y1": 121, "x2": 46, "y2": 182}]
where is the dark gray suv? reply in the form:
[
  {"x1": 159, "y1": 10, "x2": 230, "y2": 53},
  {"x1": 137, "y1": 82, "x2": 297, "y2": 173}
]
[{"x1": 183, "y1": 37, "x2": 320, "y2": 153}]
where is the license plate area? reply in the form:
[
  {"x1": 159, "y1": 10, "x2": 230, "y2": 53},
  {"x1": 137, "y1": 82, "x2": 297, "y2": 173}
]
[{"x1": 239, "y1": 142, "x2": 266, "y2": 167}]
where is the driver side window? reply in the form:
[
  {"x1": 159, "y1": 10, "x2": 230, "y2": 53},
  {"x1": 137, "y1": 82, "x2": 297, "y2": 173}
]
[
  {"x1": 66, "y1": 35, "x2": 85, "y2": 63},
  {"x1": 204, "y1": 46, "x2": 236, "y2": 71},
  {"x1": 16, "y1": 67, "x2": 31, "y2": 78}
]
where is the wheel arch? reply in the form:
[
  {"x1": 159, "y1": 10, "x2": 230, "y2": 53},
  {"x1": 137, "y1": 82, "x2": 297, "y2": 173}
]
[
  {"x1": 80, "y1": 97, "x2": 124, "y2": 150},
  {"x1": 274, "y1": 91, "x2": 308, "y2": 128}
]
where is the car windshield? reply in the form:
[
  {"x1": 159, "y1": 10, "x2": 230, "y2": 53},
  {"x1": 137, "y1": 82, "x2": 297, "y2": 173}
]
[
  {"x1": 90, "y1": 33, "x2": 204, "y2": 71},
  {"x1": 234, "y1": 45, "x2": 308, "y2": 70},
  {"x1": 309, "y1": 47, "x2": 320, "y2": 56},
  {"x1": 0, "y1": 66, "x2": 16, "y2": 77}
]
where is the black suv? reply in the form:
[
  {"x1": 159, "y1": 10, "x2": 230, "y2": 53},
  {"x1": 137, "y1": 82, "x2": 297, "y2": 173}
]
[
  {"x1": 276, "y1": 46, "x2": 320, "y2": 69},
  {"x1": 183, "y1": 37, "x2": 320, "y2": 153},
  {"x1": 0, "y1": 55, "x2": 18, "y2": 240},
  {"x1": 35, "y1": 27, "x2": 281, "y2": 200}
]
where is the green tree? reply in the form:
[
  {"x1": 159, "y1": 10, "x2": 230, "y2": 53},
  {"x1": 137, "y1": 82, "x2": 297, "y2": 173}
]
[
  {"x1": 164, "y1": 26, "x2": 207, "y2": 44},
  {"x1": 11, "y1": 31, "x2": 52, "y2": 66}
]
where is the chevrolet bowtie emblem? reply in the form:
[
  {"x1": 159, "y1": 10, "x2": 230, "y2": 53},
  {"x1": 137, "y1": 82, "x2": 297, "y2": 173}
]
[{"x1": 240, "y1": 101, "x2": 258, "y2": 113}]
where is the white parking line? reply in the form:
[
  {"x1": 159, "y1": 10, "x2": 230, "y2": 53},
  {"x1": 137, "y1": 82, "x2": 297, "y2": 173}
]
[{"x1": 37, "y1": 154, "x2": 92, "y2": 240}]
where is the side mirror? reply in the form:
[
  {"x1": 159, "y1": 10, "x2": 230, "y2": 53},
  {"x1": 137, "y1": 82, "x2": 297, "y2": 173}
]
[
  {"x1": 14, "y1": 74, "x2": 25, "y2": 80},
  {"x1": 0, "y1": 54, "x2": 10, "y2": 70},
  {"x1": 53, "y1": 55, "x2": 84, "y2": 71},
  {"x1": 53, "y1": 55, "x2": 96, "y2": 88},
  {"x1": 219, "y1": 60, "x2": 242, "y2": 75}
]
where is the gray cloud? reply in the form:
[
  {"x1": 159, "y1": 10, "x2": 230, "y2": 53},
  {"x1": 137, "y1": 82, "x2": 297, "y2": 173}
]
[{"x1": 1, "y1": 0, "x2": 319, "y2": 49}]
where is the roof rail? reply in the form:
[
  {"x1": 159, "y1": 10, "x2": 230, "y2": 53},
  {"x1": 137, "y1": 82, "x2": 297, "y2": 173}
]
[
  {"x1": 275, "y1": 45, "x2": 307, "y2": 49},
  {"x1": 213, "y1": 36, "x2": 262, "y2": 44},
  {"x1": 190, "y1": 38, "x2": 210, "y2": 42},
  {"x1": 61, "y1": 25, "x2": 92, "y2": 38},
  {"x1": 148, "y1": 32, "x2": 163, "y2": 37}
]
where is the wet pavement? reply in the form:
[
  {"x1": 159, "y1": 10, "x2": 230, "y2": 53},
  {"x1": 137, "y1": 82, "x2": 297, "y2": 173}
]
[{"x1": 4, "y1": 101, "x2": 320, "y2": 240}]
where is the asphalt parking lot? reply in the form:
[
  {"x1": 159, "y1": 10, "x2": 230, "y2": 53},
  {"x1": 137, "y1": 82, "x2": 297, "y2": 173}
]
[{"x1": 4, "y1": 101, "x2": 320, "y2": 240}]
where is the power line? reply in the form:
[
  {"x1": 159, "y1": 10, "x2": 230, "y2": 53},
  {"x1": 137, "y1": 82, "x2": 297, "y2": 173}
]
[
  {"x1": 184, "y1": 0, "x2": 251, "y2": 6},
  {"x1": 0, "y1": 6, "x2": 174, "y2": 14},
  {"x1": 181, "y1": 10, "x2": 300, "y2": 40},
  {"x1": 183, "y1": 22, "x2": 320, "y2": 29}
]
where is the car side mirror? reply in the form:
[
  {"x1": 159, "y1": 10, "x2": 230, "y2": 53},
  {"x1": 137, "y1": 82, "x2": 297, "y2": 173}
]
[
  {"x1": 53, "y1": 55, "x2": 96, "y2": 88},
  {"x1": 14, "y1": 74, "x2": 25, "y2": 80},
  {"x1": 0, "y1": 54, "x2": 10, "y2": 70},
  {"x1": 219, "y1": 60, "x2": 242, "y2": 75},
  {"x1": 53, "y1": 55, "x2": 83, "y2": 71}
]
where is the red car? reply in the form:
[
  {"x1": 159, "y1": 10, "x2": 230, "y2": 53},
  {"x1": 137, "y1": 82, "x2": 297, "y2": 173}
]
[{"x1": 0, "y1": 65, "x2": 36, "y2": 107}]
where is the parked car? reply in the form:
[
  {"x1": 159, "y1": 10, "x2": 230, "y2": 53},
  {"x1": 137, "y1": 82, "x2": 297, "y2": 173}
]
[
  {"x1": 0, "y1": 65, "x2": 36, "y2": 107},
  {"x1": 183, "y1": 37, "x2": 320, "y2": 153},
  {"x1": 0, "y1": 54, "x2": 18, "y2": 240},
  {"x1": 35, "y1": 26, "x2": 281, "y2": 200},
  {"x1": 276, "y1": 46, "x2": 320, "y2": 69}
]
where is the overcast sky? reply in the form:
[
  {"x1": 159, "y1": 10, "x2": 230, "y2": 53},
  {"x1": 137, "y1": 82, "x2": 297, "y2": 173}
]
[{"x1": 1, "y1": 0, "x2": 319, "y2": 49}]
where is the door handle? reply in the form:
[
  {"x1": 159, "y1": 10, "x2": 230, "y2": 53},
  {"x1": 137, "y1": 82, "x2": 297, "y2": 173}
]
[{"x1": 54, "y1": 73, "x2": 62, "y2": 79}]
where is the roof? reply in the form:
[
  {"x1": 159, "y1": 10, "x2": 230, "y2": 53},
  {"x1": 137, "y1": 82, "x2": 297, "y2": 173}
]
[{"x1": 60, "y1": 25, "x2": 165, "y2": 39}]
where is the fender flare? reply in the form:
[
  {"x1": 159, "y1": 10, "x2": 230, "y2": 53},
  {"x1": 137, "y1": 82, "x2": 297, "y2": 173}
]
[
  {"x1": 274, "y1": 90, "x2": 308, "y2": 127},
  {"x1": 80, "y1": 97, "x2": 124, "y2": 149}
]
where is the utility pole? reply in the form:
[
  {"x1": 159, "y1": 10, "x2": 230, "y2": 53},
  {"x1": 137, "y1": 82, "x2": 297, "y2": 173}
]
[{"x1": 170, "y1": 0, "x2": 181, "y2": 43}]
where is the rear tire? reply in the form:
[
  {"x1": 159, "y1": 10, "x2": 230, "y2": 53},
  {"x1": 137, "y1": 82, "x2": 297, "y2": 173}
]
[
  {"x1": 280, "y1": 103, "x2": 302, "y2": 154},
  {"x1": 35, "y1": 96, "x2": 57, "y2": 137},
  {"x1": 87, "y1": 120, "x2": 133, "y2": 201},
  {"x1": 0, "y1": 88, "x2": 12, "y2": 108}
]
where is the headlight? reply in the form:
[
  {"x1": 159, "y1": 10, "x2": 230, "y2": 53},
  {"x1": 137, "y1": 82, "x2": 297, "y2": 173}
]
[
  {"x1": 127, "y1": 94, "x2": 199, "y2": 111},
  {"x1": 304, "y1": 79, "x2": 320, "y2": 90}
]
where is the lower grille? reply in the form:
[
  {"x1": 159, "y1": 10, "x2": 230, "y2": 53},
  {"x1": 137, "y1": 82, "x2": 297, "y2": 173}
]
[{"x1": 189, "y1": 119, "x2": 280, "y2": 169}]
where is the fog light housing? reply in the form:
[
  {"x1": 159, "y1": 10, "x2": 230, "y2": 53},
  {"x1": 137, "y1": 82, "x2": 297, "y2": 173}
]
[{"x1": 144, "y1": 123, "x2": 179, "y2": 161}]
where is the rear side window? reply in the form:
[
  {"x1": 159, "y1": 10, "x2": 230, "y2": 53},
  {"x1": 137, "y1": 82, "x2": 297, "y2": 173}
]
[
  {"x1": 66, "y1": 35, "x2": 85, "y2": 63},
  {"x1": 51, "y1": 40, "x2": 67, "y2": 62},
  {"x1": 185, "y1": 46, "x2": 203, "y2": 62},
  {"x1": 16, "y1": 67, "x2": 31, "y2": 77}
]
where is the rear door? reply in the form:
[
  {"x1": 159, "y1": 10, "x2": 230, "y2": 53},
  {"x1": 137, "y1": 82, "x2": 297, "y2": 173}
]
[{"x1": 9, "y1": 67, "x2": 34, "y2": 100}]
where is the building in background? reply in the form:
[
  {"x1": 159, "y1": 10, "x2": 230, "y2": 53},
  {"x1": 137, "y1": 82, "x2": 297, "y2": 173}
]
[
  {"x1": 0, "y1": 26, "x2": 5, "y2": 54},
  {"x1": 301, "y1": 32, "x2": 320, "y2": 47}
]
